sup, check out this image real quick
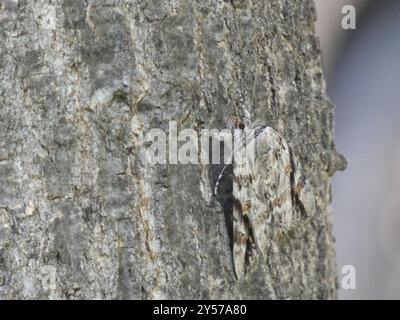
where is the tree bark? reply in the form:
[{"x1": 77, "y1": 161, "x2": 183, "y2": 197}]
[{"x1": 0, "y1": 0, "x2": 344, "y2": 299}]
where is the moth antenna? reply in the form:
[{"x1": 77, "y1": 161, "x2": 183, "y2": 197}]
[
  {"x1": 214, "y1": 127, "x2": 247, "y2": 196},
  {"x1": 214, "y1": 163, "x2": 230, "y2": 196}
]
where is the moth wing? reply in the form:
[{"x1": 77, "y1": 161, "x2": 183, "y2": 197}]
[
  {"x1": 245, "y1": 127, "x2": 293, "y2": 255},
  {"x1": 245, "y1": 127, "x2": 316, "y2": 259},
  {"x1": 232, "y1": 130, "x2": 255, "y2": 279},
  {"x1": 231, "y1": 126, "x2": 316, "y2": 278}
]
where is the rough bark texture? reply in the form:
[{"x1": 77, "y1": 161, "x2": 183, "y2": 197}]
[{"x1": 0, "y1": 0, "x2": 344, "y2": 299}]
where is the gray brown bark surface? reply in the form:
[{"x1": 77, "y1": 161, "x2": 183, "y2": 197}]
[{"x1": 0, "y1": 0, "x2": 344, "y2": 299}]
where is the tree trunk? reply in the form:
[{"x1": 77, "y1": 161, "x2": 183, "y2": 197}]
[{"x1": 0, "y1": 0, "x2": 344, "y2": 299}]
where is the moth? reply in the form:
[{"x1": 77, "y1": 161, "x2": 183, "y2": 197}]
[{"x1": 215, "y1": 124, "x2": 316, "y2": 279}]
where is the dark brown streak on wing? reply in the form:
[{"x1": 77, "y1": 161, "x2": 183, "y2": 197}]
[
  {"x1": 288, "y1": 147, "x2": 308, "y2": 219},
  {"x1": 242, "y1": 214, "x2": 257, "y2": 267},
  {"x1": 233, "y1": 196, "x2": 257, "y2": 269}
]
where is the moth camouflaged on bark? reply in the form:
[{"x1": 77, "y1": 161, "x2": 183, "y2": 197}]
[{"x1": 216, "y1": 124, "x2": 316, "y2": 279}]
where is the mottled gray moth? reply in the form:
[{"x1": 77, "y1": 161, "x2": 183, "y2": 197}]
[{"x1": 215, "y1": 123, "x2": 316, "y2": 279}]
